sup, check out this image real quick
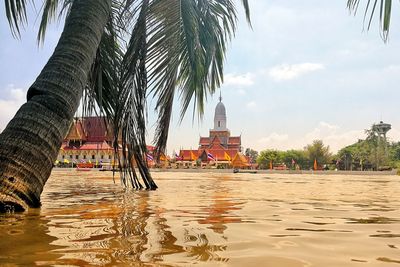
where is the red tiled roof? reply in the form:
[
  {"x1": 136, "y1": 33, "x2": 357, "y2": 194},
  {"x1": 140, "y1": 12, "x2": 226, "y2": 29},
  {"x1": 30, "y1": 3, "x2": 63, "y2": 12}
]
[
  {"x1": 63, "y1": 141, "x2": 112, "y2": 151},
  {"x1": 228, "y1": 136, "x2": 241, "y2": 144},
  {"x1": 211, "y1": 136, "x2": 222, "y2": 144},
  {"x1": 199, "y1": 137, "x2": 210, "y2": 145},
  {"x1": 179, "y1": 150, "x2": 199, "y2": 161},
  {"x1": 83, "y1": 117, "x2": 112, "y2": 142},
  {"x1": 209, "y1": 143, "x2": 226, "y2": 150}
]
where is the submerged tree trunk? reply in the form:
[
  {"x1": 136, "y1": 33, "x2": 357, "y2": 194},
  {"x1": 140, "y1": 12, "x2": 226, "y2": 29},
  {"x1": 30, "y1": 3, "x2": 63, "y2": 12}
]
[{"x1": 0, "y1": 0, "x2": 111, "y2": 212}]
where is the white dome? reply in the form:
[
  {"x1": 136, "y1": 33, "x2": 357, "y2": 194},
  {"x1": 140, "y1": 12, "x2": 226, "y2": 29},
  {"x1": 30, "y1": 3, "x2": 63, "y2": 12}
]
[
  {"x1": 213, "y1": 98, "x2": 227, "y2": 131},
  {"x1": 215, "y1": 102, "x2": 226, "y2": 117}
]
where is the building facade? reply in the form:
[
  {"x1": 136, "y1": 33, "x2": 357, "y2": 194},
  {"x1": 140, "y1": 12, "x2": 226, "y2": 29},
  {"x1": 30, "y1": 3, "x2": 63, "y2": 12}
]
[{"x1": 57, "y1": 117, "x2": 115, "y2": 165}]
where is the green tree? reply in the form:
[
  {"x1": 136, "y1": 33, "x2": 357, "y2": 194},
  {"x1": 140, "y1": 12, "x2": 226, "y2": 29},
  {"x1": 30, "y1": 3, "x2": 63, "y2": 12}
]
[
  {"x1": 257, "y1": 149, "x2": 281, "y2": 169},
  {"x1": 304, "y1": 140, "x2": 331, "y2": 169},
  {"x1": 280, "y1": 150, "x2": 308, "y2": 170},
  {"x1": 0, "y1": 0, "x2": 250, "y2": 211},
  {"x1": 245, "y1": 148, "x2": 258, "y2": 164}
]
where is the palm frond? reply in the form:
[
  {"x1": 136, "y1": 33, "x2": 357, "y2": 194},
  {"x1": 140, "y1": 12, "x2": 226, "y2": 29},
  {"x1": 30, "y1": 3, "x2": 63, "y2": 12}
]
[
  {"x1": 146, "y1": 0, "x2": 248, "y2": 158},
  {"x1": 240, "y1": 0, "x2": 251, "y2": 26},
  {"x1": 347, "y1": 0, "x2": 393, "y2": 42},
  {"x1": 4, "y1": 0, "x2": 28, "y2": 37}
]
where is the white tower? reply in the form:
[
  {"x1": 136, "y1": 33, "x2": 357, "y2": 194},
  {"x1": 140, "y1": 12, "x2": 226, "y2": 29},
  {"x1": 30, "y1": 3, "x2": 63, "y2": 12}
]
[{"x1": 213, "y1": 93, "x2": 228, "y2": 131}]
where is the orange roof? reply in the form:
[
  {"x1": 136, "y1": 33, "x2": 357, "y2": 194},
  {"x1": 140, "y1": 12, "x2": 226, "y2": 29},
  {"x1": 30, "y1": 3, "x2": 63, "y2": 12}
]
[
  {"x1": 199, "y1": 137, "x2": 210, "y2": 145},
  {"x1": 211, "y1": 136, "x2": 222, "y2": 144},
  {"x1": 179, "y1": 150, "x2": 199, "y2": 161},
  {"x1": 74, "y1": 141, "x2": 112, "y2": 151},
  {"x1": 205, "y1": 149, "x2": 237, "y2": 161},
  {"x1": 232, "y1": 152, "x2": 250, "y2": 167},
  {"x1": 65, "y1": 120, "x2": 86, "y2": 141},
  {"x1": 228, "y1": 136, "x2": 241, "y2": 144}
]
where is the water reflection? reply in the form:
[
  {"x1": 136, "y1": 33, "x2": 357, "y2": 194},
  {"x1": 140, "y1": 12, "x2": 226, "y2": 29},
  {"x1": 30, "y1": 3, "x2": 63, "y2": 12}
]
[
  {"x1": 20, "y1": 173, "x2": 242, "y2": 265},
  {"x1": 197, "y1": 176, "x2": 245, "y2": 234},
  {"x1": 0, "y1": 211, "x2": 60, "y2": 266}
]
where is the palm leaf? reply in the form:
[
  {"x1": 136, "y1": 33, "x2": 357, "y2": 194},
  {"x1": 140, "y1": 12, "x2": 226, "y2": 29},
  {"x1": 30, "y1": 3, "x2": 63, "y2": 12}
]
[
  {"x1": 347, "y1": 0, "x2": 393, "y2": 42},
  {"x1": 4, "y1": 0, "x2": 28, "y2": 37}
]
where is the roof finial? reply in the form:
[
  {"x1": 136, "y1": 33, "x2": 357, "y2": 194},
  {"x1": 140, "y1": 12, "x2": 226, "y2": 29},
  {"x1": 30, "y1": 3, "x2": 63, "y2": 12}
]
[{"x1": 219, "y1": 90, "x2": 222, "y2": 102}]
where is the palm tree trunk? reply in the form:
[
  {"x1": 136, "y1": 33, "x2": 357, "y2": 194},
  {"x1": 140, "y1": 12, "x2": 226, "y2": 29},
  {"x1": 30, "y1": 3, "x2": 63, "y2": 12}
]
[{"x1": 0, "y1": 0, "x2": 112, "y2": 212}]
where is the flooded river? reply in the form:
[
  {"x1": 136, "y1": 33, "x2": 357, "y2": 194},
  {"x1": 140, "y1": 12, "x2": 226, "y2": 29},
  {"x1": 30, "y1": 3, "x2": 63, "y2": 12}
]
[{"x1": 1, "y1": 171, "x2": 400, "y2": 266}]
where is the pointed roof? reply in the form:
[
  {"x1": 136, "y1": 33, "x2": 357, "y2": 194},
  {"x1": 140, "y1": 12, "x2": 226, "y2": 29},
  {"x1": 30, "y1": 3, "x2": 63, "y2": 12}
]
[
  {"x1": 65, "y1": 120, "x2": 86, "y2": 141},
  {"x1": 232, "y1": 152, "x2": 250, "y2": 168}
]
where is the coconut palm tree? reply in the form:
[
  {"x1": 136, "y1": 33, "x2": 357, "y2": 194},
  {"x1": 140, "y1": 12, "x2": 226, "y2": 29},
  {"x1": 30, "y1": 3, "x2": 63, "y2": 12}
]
[{"x1": 0, "y1": 0, "x2": 250, "y2": 212}]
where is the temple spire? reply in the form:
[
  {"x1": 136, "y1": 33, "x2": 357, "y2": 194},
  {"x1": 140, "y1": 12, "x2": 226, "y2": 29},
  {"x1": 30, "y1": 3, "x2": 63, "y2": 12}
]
[{"x1": 219, "y1": 90, "x2": 222, "y2": 102}]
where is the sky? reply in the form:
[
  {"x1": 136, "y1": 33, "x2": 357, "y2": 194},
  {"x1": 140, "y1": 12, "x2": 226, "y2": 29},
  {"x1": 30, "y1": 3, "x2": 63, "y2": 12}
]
[{"x1": 1, "y1": 1, "x2": 400, "y2": 155}]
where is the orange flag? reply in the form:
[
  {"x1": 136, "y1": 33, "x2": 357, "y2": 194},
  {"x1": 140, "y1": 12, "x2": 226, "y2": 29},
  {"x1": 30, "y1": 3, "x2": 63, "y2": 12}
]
[
  {"x1": 314, "y1": 159, "x2": 318, "y2": 170},
  {"x1": 190, "y1": 151, "x2": 197, "y2": 161},
  {"x1": 269, "y1": 160, "x2": 273, "y2": 170}
]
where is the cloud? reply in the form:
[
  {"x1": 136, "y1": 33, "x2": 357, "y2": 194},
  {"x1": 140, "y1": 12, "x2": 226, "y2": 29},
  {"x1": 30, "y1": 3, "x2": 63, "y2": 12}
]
[
  {"x1": 258, "y1": 133, "x2": 289, "y2": 144},
  {"x1": 246, "y1": 101, "x2": 257, "y2": 110},
  {"x1": 304, "y1": 122, "x2": 364, "y2": 152},
  {"x1": 224, "y1": 73, "x2": 255, "y2": 87},
  {"x1": 268, "y1": 63, "x2": 324, "y2": 81},
  {"x1": 0, "y1": 86, "x2": 26, "y2": 131},
  {"x1": 253, "y1": 122, "x2": 366, "y2": 153}
]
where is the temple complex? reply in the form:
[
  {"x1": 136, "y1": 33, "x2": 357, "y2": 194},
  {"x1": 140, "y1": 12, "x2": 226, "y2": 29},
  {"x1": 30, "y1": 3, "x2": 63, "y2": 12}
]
[
  {"x1": 57, "y1": 117, "x2": 168, "y2": 167},
  {"x1": 178, "y1": 95, "x2": 250, "y2": 168},
  {"x1": 57, "y1": 117, "x2": 115, "y2": 165}
]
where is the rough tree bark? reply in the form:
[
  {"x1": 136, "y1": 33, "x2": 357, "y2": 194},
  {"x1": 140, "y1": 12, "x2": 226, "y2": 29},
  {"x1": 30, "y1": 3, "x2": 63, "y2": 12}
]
[{"x1": 0, "y1": 0, "x2": 112, "y2": 212}]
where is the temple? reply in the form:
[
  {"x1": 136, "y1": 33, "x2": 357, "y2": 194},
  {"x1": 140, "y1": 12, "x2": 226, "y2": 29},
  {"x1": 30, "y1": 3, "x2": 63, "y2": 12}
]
[
  {"x1": 57, "y1": 117, "x2": 167, "y2": 167},
  {"x1": 178, "y1": 95, "x2": 250, "y2": 168},
  {"x1": 57, "y1": 117, "x2": 115, "y2": 165}
]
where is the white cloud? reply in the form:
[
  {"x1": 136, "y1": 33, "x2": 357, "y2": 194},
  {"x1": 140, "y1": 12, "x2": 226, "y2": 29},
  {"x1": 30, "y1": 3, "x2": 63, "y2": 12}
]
[
  {"x1": 224, "y1": 73, "x2": 255, "y2": 87},
  {"x1": 253, "y1": 122, "x2": 366, "y2": 153},
  {"x1": 268, "y1": 63, "x2": 325, "y2": 81},
  {"x1": 259, "y1": 133, "x2": 289, "y2": 144},
  {"x1": 302, "y1": 121, "x2": 364, "y2": 152},
  {"x1": 0, "y1": 86, "x2": 26, "y2": 131},
  {"x1": 246, "y1": 101, "x2": 257, "y2": 110}
]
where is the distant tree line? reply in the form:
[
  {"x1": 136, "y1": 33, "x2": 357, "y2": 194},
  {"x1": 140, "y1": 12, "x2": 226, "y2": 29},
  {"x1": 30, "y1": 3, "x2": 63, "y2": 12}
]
[{"x1": 247, "y1": 125, "x2": 400, "y2": 171}]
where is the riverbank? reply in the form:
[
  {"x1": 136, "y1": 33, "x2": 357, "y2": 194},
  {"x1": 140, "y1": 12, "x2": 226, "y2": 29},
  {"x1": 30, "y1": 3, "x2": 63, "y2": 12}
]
[{"x1": 52, "y1": 167, "x2": 398, "y2": 176}]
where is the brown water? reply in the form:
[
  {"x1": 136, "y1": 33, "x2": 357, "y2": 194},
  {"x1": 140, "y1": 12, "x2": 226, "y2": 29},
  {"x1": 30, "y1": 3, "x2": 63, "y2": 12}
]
[{"x1": 1, "y1": 171, "x2": 400, "y2": 266}]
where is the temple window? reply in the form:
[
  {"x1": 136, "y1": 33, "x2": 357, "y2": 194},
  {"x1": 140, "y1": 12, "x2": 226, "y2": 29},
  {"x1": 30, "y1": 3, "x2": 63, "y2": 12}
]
[
  {"x1": 83, "y1": 155, "x2": 86, "y2": 159},
  {"x1": 101, "y1": 155, "x2": 104, "y2": 159},
  {"x1": 75, "y1": 155, "x2": 78, "y2": 159},
  {"x1": 92, "y1": 155, "x2": 95, "y2": 159},
  {"x1": 70, "y1": 155, "x2": 73, "y2": 159}
]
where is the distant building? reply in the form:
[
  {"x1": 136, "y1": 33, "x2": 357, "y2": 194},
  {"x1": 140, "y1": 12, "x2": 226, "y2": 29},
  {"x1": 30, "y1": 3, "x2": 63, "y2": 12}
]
[
  {"x1": 57, "y1": 117, "x2": 115, "y2": 164},
  {"x1": 178, "y1": 95, "x2": 249, "y2": 168},
  {"x1": 57, "y1": 117, "x2": 168, "y2": 167}
]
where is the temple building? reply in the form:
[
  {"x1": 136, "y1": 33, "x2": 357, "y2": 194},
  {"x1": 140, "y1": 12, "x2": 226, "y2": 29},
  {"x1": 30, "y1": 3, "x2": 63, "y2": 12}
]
[
  {"x1": 57, "y1": 117, "x2": 115, "y2": 165},
  {"x1": 57, "y1": 117, "x2": 169, "y2": 168},
  {"x1": 178, "y1": 95, "x2": 249, "y2": 168}
]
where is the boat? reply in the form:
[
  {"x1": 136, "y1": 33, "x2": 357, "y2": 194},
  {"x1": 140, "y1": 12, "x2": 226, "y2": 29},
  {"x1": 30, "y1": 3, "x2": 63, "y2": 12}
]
[
  {"x1": 76, "y1": 162, "x2": 94, "y2": 171},
  {"x1": 233, "y1": 169, "x2": 257, "y2": 174}
]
